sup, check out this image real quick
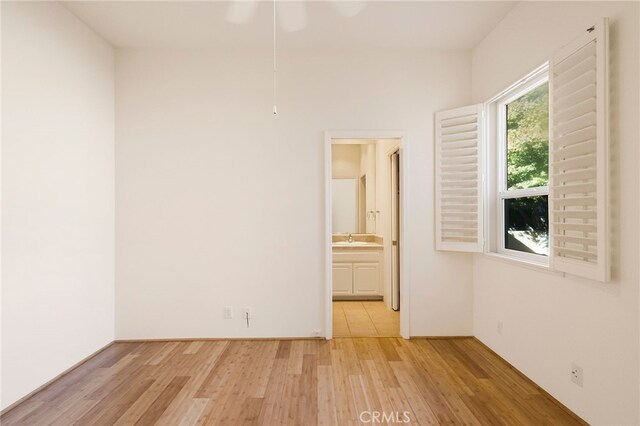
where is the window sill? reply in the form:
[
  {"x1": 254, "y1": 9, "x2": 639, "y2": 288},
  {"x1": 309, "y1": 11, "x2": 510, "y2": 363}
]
[{"x1": 481, "y1": 252, "x2": 563, "y2": 276}]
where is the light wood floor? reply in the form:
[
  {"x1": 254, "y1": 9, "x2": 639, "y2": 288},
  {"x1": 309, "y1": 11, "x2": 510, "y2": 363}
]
[
  {"x1": 333, "y1": 301, "x2": 400, "y2": 337},
  {"x1": 1, "y1": 338, "x2": 584, "y2": 425}
]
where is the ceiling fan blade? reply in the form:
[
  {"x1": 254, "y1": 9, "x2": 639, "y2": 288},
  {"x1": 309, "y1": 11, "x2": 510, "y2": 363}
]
[
  {"x1": 225, "y1": 0, "x2": 259, "y2": 24},
  {"x1": 277, "y1": 1, "x2": 308, "y2": 32},
  {"x1": 329, "y1": 0, "x2": 366, "y2": 18}
]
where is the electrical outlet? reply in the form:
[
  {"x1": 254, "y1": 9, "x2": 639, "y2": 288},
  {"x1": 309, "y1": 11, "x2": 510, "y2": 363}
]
[
  {"x1": 497, "y1": 321, "x2": 503, "y2": 335},
  {"x1": 571, "y1": 363, "x2": 583, "y2": 387},
  {"x1": 223, "y1": 306, "x2": 233, "y2": 319}
]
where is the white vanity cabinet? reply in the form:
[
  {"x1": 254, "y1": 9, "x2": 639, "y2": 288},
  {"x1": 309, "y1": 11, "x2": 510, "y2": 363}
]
[
  {"x1": 332, "y1": 263, "x2": 353, "y2": 295},
  {"x1": 332, "y1": 250, "x2": 382, "y2": 298},
  {"x1": 353, "y1": 263, "x2": 380, "y2": 295}
]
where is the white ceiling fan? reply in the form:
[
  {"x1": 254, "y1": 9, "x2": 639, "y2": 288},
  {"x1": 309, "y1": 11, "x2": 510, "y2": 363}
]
[
  {"x1": 225, "y1": 0, "x2": 367, "y2": 32},
  {"x1": 226, "y1": 1, "x2": 367, "y2": 115}
]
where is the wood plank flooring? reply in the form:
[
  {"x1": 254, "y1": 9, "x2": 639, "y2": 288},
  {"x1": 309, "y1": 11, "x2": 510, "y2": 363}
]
[
  {"x1": 333, "y1": 301, "x2": 400, "y2": 337},
  {"x1": 0, "y1": 338, "x2": 585, "y2": 425}
]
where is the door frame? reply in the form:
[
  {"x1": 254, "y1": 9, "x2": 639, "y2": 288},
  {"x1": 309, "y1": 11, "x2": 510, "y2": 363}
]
[
  {"x1": 324, "y1": 130, "x2": 410, "y2": 339},
  {"x1": 390, "y1": 148, "x2": 401, "y2": 311}
]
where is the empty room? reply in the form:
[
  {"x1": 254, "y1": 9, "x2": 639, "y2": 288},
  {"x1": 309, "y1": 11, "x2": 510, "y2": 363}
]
[{"x1": 1, "y1": 1, "x2": 639, "y2": 425}]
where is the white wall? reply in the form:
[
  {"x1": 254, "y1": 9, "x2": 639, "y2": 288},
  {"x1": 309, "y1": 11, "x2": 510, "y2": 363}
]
[
  {"x1": 115, "y1": 48, "x2": 474, "y2": 339},
  {"x1": 1, "y1": 2, "x2": 115, "y2": 410},
  {"x1": 471, "y1": 2, "x2": 639, "y2": 424}
]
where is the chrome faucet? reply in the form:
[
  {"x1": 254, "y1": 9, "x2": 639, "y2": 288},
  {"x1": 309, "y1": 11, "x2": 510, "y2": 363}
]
[{"x1": 348, "y1": 233, "x2": 353, "y2": 243}]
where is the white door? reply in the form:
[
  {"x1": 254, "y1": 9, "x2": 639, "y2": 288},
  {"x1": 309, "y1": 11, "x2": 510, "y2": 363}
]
[
  {"x1": 391, "y1": 151, "x2": 400, "y2": 310},
  {"x1": 332, "y1": 263, "x2": 353, "y2": 295},
  {"x1": 353, "y1": 263, "x2": 380, "y2": 295}
]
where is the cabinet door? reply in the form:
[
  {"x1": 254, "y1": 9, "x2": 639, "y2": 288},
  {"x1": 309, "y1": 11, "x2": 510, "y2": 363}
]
[
  {"x1": 332, "y1": 263, "x2": 353, "y2": 295},
  {"x1": 353, "y1": 262, "x2": 380, "y2": 295}
]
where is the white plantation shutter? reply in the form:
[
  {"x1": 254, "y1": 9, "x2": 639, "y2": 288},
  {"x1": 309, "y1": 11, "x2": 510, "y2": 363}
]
[
  {"x1": 549, "y1": 19, "x2": 610, "y2": 282},
  {"x1": 435, "y1": 104, "x2": 484, "y2": 252}
]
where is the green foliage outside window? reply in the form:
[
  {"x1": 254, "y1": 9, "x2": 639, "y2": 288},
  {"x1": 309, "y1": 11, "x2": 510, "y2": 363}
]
[
  {"x1": 503, "y1": 81, "x2": 549, "y2": 255},
  {"x1": 506, "y1": 82, "x2": 549, "y2": 190}
]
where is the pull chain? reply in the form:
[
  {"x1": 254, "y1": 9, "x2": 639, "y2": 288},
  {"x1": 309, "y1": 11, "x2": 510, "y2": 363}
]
[{"x1": 273, "y1": 0, "x2": 277, "y2": 115}]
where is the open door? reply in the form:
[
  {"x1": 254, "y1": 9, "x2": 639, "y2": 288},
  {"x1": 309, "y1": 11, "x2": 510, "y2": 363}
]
[{"x1": 391, "y1": 151, "x2": 400, "y2": 311}]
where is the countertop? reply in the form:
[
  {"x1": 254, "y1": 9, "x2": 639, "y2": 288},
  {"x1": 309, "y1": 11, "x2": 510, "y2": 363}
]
[{"x1": 332, "y1": 242, "x2": 384, "y2": 251}]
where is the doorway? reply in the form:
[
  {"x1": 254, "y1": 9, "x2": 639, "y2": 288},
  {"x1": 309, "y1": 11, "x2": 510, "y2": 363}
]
[{"x1": 324, "y1": 132, "x2": 409, "y2": 339}]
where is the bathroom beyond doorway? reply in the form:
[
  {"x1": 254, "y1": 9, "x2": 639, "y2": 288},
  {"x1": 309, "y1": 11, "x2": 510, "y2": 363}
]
[{"x1": 328, "y1": 135, "x2": 403, "y2": 338}]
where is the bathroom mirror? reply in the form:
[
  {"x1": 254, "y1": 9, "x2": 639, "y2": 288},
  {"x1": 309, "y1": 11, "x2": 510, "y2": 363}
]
[
  {"x1": 332, "y1": 179, "x2": 358, "y2": 233},
  {"x1": 332, "y1": 143, "x2": 377, "y2": 234}
]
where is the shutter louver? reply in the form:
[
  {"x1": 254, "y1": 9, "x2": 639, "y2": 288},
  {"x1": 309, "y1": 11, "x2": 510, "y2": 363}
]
[
  {"x1": 550, "y1": 19, "x2": 610, "y2": 282},
  {"x1": 435, "y1": 104, "x2": 484, "y2": 252}
]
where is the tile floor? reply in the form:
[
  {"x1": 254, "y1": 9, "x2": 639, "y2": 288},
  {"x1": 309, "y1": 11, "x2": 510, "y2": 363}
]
[{"x1": 332, "y1": 301, "x2": 400, "y2": 337}]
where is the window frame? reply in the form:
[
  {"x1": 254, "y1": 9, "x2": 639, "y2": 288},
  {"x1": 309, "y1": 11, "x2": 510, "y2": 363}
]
[
  {"x1": 433, "y1": 21, "x2": 609, "y2": 281},
  {"x1": 489, "y1": 64, "x2": 550, "y2": 265}
]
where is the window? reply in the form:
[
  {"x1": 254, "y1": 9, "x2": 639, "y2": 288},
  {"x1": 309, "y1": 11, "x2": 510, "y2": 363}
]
[
  {"x1": 496, "y1": 75, "x2": 549, "y2": 262},
  {"x1": 435, "y1": 19, "x2": 610, "y2": 281}
]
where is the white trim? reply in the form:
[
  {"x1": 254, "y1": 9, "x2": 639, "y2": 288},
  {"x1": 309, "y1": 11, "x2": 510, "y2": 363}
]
[
  {"x1": 323, "y1": 137, "x2": 333, "y2": 339},
  {"x1": 548, "y1": 45, "x2": 556, "y2": 274},
  {"x1": 483, "y1": 252, "x2": 560, "y2": 275},
  {"x1": 498, "y1": 186, "x2": 549, "y2": 199},
  {"x1": 399, "y1": 137, "x2": 410, "y2": 339},
  {"x1": 384, "y1": 141, "x2": 401, "y2": 311},
  {"x1": 497, "y1": 247, "x2": 549, "y2": 265},
  {"x1": 324, "y1": 130, "x2": 410, "y2": 340},
  {"x1": 487, "y1": 64, "x2": 551, "y2": 263},
  {"x1": 486, "y1": 62, "x2": 549, "y2": 105}
]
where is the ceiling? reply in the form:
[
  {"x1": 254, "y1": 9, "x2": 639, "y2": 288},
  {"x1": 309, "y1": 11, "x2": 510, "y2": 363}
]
[{"x1": 63, "y1": 1, "x2": 516, "y2": 50}]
